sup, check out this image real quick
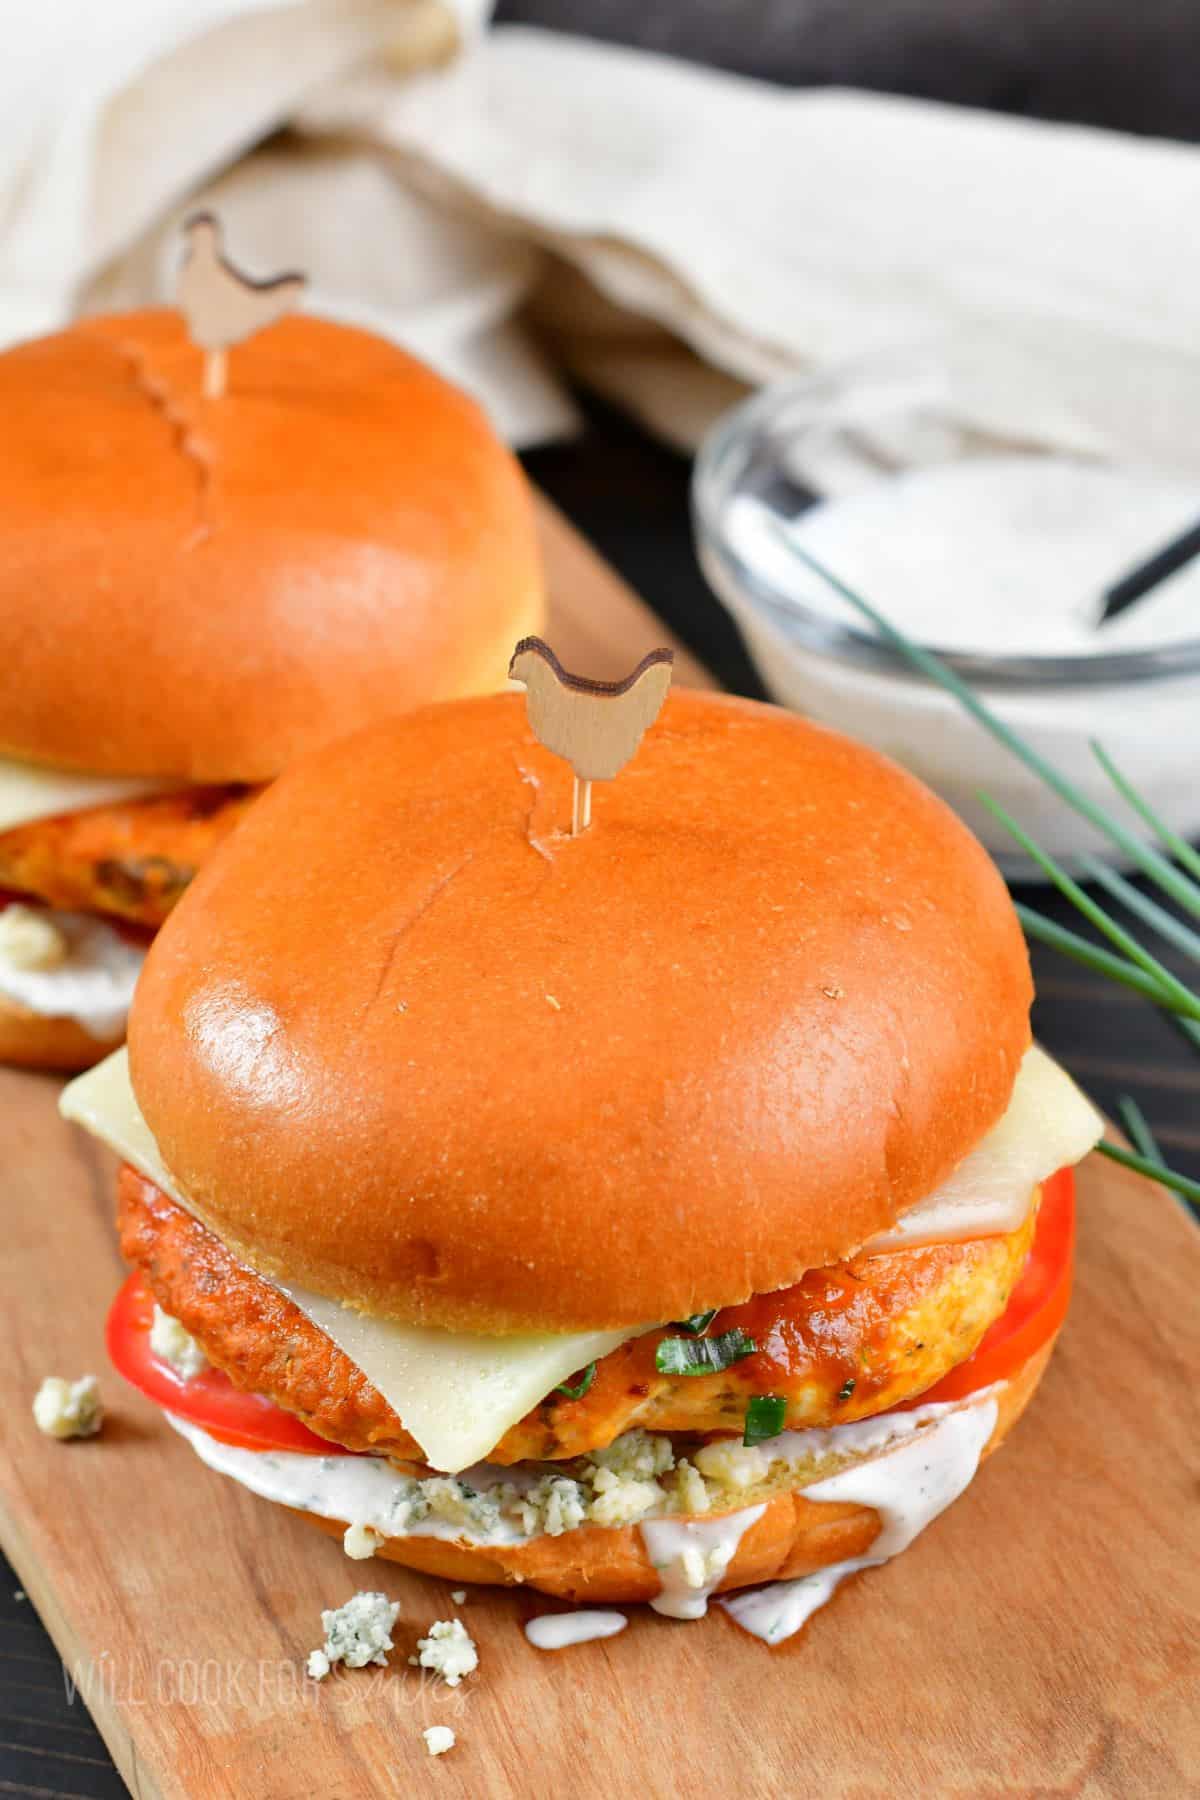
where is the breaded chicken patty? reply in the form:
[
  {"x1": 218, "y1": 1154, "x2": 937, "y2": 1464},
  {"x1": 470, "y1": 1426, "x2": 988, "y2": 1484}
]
[
  {"x1": 118, "y1": 1166, "x2": 1036, "y2": 1465},
  {"x1": 0, "y1": 786, "x2": 257, "y2": 927}
]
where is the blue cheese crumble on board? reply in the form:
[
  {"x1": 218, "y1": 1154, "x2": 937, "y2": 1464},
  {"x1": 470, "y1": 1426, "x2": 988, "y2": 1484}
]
[
  {"x1": 306, "y1": 1592, "x2": 400, "y2": 1679},
  {"x1": 423, "y1": 1726, "x2": 457, "y2": 1757},
  {"x1": 33, "y1": 1375, "x2": 103, "y2": 1440},
  {"x1": 413, "y1": 1619, "x2": 478, "y2": 1687}
]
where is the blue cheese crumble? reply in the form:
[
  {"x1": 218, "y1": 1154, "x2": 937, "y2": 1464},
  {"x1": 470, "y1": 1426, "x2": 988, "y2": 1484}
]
[
  {"x1": 413, "y1": 1619, "x2": 478, "y2": 1687},
  {"x1": 307, "y1": 1592, "x2": 400, "y2": 1678},
  {"x1": 423, "y1": 1725, "x2": 457, "y2": 1756},
  {"x1": 149, "y1": 1307, "x2": 209, "y2": 1381},
  {"x1": 368, "y1": 1431, "x2": 707, "y2": 1541},
  {"x1": 343, "y1": 1522, "x2": 384, "y2": 1560},
  {"x1": 33, "y1": 1376, "x2": 103, "y2": 1440}
]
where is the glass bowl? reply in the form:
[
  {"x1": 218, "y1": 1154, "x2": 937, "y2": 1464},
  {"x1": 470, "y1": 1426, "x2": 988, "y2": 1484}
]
[{"x1": 692, "y1": 364, "x2": 1200, "y2": 876}]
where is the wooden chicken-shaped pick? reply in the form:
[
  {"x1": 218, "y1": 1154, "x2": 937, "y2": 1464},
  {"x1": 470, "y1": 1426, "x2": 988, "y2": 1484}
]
[
  {"x1": 509, "y1": 638, "x2": 674, "y2": 836},
  {"x1": 176, "y1": 213, "x2": 307, "y2": 398}
]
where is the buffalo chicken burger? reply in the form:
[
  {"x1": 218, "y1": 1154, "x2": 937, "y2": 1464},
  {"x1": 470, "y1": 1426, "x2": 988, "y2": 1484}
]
[
  {"x1": 0, "y1": 308, "x2": 541, "y2": 1067},
  {"x1": 61, "y1": 690, "x2": 1102, "y2": 1639}
]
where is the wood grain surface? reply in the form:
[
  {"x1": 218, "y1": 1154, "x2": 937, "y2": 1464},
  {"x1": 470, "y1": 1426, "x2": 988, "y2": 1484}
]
[
  {"x1": 1, "y1": 495, "x2": 1197, "y2": 1799},
  {"x1": 3, "y1": 1079, "x2": 1198, "y2": 1799}
]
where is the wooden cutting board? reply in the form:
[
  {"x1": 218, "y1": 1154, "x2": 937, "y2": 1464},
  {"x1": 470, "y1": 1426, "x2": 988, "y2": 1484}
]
[{"x1": 1, "y1": 501, "x2": 1197, "y2": 1799}]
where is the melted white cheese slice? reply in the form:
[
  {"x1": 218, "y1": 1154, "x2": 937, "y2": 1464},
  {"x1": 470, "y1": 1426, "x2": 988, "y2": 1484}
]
[
  {"x1": 0, "y1": 756, "x2": 179, "y2": 833},
  {"x1": 60, "y1": 1042, "x2": 1102, "y2": 1472},
  {"x1": 60, "y1": 1050, "x2": 635, "y2": 1474},
  {"x1": 861, "y1": 1045, "x2": 1102, "y2": 1254}
]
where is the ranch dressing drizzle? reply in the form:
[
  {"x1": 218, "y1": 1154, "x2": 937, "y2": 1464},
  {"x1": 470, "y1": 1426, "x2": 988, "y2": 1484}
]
[
  {"x1": 719, "y1": 1395, "x2": 998, "y2": 1646},
  {"x1": 165, "y1": 1416, "x2": 531, "y2": 1547},
  {"x1": 0, "y1": 909, "x2": 144, "y2": 1038},
  {"x1": 169, "y1": 1394, "x2": 999, "y2": 1634},
  {"x1": 525, "y1": 1611, "x2": 628, "y2": 1650},
  {"x1": 640, "y1": 1507, "x2": 768, "y2": 1620}
]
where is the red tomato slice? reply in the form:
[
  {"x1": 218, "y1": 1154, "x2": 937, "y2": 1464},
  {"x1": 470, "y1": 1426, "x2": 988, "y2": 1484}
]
[
  {"x1": 899, "y1": 1164, "x2": 1075, "y2": 1407},
  {"x1": 106, "y1": 1273, "x2": 331, "y2": 1454}
]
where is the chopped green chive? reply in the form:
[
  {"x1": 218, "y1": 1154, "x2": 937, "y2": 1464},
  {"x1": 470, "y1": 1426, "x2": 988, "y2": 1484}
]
[
  {"x1": 655, "y1": 1328, "x2": 757, "y2": 1377},
  {"x1": 743, "y1": 1394, "x2": 787, "y2": 1445},
  {"x1": 672, "y1": 1310, "x2": 718, "y2": 1336},
  {"x1": 554, "y1": 1363, "x2": 597, "y2": 1401},
  {"x1": 837, "y1": 1377, "x2": 856, "y2": 1402}
]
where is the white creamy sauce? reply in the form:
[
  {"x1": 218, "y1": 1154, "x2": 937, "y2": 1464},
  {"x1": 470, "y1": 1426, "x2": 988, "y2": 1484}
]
[
  {"x1": 171, "y1": 1393, "x2": 1000, "y2": 1640},
  {"x1": 640, "y1": 1507, "x2": 767, "y2": 1620},
  {"x1": 719, "y1": 1395, "x2": 999, "y2": 1645},
  {"x1": 727, "y1": 459, "x2": 1200, "y2": 656},
  {"x1": 524, "y1": 1610, "x2": 628, "y2": 1650},
  {"x1": 165, "y1": 1415, "x2": 533, "y2": 1547},
  {"x1": 0, "y1": 909, "x2": 144, "y2": 1037}
]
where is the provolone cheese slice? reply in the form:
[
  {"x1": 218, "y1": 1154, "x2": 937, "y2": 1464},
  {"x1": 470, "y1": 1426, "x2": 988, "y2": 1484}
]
[
  {"x1": 861, "y1": 1045, "x2": 1103, "y2": 1254},
  {"x1": 0, "y1": 756, "x2": 180, "y2": 833},
  {"x1": 61, "y1": 1042, "x2": 1102, "y2": 1471},
  {"x1": 60, "y1": 1050, "x2": 637, "y2": 1474}
]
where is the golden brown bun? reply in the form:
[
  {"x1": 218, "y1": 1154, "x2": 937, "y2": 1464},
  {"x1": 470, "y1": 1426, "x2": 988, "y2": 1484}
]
[
  {"x1": 130, "y1": 690, "x2": 1032, "y2": 1331},
  {"x1": 304, "y1": 1342, "x2": 1054, "y2": 1604},
  {"x1": 0, "y1": 309, "x2": 542, "y2": 781},
  {"x1": 0, "y1": 991, "x2": 123, "y2": 1071}
]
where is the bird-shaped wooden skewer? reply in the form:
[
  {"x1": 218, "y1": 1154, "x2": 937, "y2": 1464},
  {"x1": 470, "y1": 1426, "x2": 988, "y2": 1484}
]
[
  {"x1": 508, "y1": 637, "x2": 674, "y2": 836},
  {"x1": 176, "y1": 213, "x2": 307, "y2": 399}
]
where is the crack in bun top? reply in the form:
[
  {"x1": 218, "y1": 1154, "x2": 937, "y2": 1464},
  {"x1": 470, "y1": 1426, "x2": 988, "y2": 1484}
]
[{"x1": 0, "y1": 309, "x2": 542, "y2": 781}]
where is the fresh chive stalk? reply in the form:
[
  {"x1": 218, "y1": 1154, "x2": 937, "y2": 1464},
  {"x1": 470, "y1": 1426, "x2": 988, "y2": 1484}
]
[
  {"x1": 1014, "y1": 905, "x2": 1172, "y2": 1004},
  {"x1": 1095, "y1": 1140, "x2": 1200, "y2": 1205},
  {"x1": 781, "y1": 533, "x2": 1200, "y2": 919},
  {"x1": 1081, "y1": 856, "x2": 1200, "y2": 965},
  {"x1": 1091, "y1": 741, "x2": 1200, "y2": 888},
  {"x1": 778, "y1": 529, "x2": 1200, "y2": 1215},
  {"x1": 1116, "y1": 1095, "x2": 1162, "y2": 1165},
  {"x1": 978, "y1": 795, "x2": 1200, "y2": 1021}
]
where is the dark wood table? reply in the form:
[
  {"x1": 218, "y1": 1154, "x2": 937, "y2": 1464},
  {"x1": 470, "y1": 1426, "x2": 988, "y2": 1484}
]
[{"x1": 3, "y1": 403, "x2": 1197, "y2": 1798}]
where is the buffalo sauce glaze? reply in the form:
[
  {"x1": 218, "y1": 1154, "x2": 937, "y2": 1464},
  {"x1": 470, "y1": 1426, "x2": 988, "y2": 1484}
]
[{"x1": 717, "y1": 1262, "x2": 896, "y2": 1411}]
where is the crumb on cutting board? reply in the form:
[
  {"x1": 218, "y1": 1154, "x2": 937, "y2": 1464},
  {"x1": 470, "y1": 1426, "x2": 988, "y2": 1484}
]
[{"x1": 32, "y1": 1376, "x2": 102, "y2": 1440}]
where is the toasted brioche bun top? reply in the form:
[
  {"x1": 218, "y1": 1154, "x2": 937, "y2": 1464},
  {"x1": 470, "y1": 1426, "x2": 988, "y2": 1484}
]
[
  {"x1": 0, "y1": 309, "x2": 542, "y2": 781},
  {"x1": 129, "y1": 690, "x2": 1032, "y2": 1332}
]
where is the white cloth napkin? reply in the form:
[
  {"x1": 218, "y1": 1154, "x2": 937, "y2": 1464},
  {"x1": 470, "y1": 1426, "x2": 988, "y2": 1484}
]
[{"x1": 3, "y1": 7, "x2": 1200, "y2": 472}]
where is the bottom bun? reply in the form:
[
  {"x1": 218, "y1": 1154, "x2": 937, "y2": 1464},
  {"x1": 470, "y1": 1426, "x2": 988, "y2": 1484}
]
[
  {"x1": 301, "y1": 1336, "x2": 1056, "y2": 1605},
  {"x1": 0, "y1": 992, "x2": 123, "y2": 1071}
]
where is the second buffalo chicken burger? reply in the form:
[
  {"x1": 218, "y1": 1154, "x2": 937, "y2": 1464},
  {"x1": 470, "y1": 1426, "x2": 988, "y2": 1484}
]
[
  {"x1": 0, "y1": 308, "x2": 541, "y2": 1067},
  {"x1": 62, "y1": 689, "x2": 1101, "y2": 1638}
]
